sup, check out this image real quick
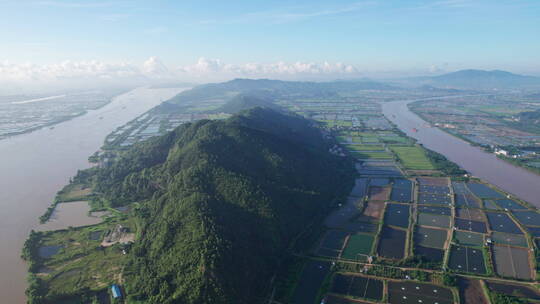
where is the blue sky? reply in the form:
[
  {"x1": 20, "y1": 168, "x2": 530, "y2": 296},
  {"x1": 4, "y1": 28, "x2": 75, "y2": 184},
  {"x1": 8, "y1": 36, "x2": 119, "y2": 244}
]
[{"x1": 0, "y1": 0, "x2": 539, "y2": 84}]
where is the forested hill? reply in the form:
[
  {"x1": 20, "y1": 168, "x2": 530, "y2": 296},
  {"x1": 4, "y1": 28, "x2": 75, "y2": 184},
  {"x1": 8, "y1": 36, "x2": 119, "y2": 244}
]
[{"x1": 93, "y1": 107, "x2": 353, "y2": 303}]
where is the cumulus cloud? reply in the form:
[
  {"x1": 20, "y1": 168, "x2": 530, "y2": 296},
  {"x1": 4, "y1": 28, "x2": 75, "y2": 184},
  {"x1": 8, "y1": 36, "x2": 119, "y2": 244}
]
[
  {"x1": 177, "y1": 57, "x2": 359, "y2": 79},
  {"x1": 0, "y1": 57, "x2": 361, "y2": 93}
]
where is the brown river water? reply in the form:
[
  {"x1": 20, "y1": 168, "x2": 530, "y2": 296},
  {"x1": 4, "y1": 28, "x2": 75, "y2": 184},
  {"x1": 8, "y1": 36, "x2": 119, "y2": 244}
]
[
  {"x1": 0, "y1": 87, "x2": 187, "y2": 303},
  {"x1": 382, "y1": 97, "x2": 540, "y2": 207}
]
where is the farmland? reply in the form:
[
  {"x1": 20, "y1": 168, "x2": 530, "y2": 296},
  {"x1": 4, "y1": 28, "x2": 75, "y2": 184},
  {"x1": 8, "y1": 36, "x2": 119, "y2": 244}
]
[
  {"x1": 26, "y1": 85, "x2": 540, "y2": 304},
  {"x1": 278, "y1": 93, "x2": 540, "y2": 304}
]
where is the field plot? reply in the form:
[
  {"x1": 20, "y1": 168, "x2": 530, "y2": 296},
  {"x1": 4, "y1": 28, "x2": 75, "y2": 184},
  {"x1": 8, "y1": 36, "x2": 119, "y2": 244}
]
[
  {"x1": 419, "y1": 177, "x2": 449, "y2": 186},
  {"x1": 351, "y1": 151, "x2": 393, "y2": 160},
  {"x1": 377, "y1": 226, "x2": 406, "y2": 259},
  {"x1": 330, "y1": 274, "x2": 383, "y2": 301},
  {"x1": 483, "y1": 200, "x2": 500, "y2": 210},
  {"x1": 369, "y1": 178, "x2": 390, "y2": 186},
  {"x1": 387, "y1": 281, "x2": 453, "y2": 304},
  {"x1": 452, "y1": 181, "x2": 470, "y2": 194},
  {"x1": 448, "y1": 245, "x2": 487, "y2": 274},
  {"x1": 418, "y1": 213, "x2": 451, "y2": 228},
  {"x1": 357, "y1": 164, "x2": 402, "y2": 176},
  {"x1": 455, "y1": 194, "x2": 481, "y2": 207},
  {"x1": 486, "y1": 212, "x2": 523, "y2": 234},
  {"x1": 384, "y1": 204, "x2": 410, "y2": 228},
  {"x1": 455, "y1": 218, "x2": 488, "y2": 233},
  {"x1": 512, "y1": 211, "x2": 540, "y2": 226},
  {"x1": 458, "y1": 278, "x2": 489, "y2": 304},
  {"x1": 343, "y1": 222, "x2": 379, "y2": 233},
  {"x1": 491, "y1": 232, "x2": 528, "y2": 247},
  {"x1": 418, "y1": 206, "x2": 451, "y2": 216},
  {"x1": 390, "y1": 179, "x2": 412, "y2": 203},
  {"x1": 454, "y1": 231, "x2": 484, "y2": 247},
  {"x1": 467, "y1": 182, "x2": 505, "y2": 199},
  {"x1": 291, "y1": 260, "x2": 331, "y2": 304},
  {"x1": 394, "y1": 179, "x2": 413, "y2": 188},
  {"x1": 350, "y1": 178, "x2": 369, "y2": 197},
  {"x1": 414, "y1": 226, "x2": 448, "y2": 249},
  {"x1": 390, "y1": 146, "x2": 435, "y2": 170},
  {"x1": 362, "y1": 201, "x2": 384, "y2": 221},
  {"x1": 344, "y1": 144, "x2": 385, "y2": 151},
  {"x1": 485, "y1": 281, "x2": 540, "y2": 301},
  {"x1": 316, "y1": 230, "x2": 348, "y2": 257},
  {"x1": 492, "y1": 199, "x2": 526, "y2": 210},
  {"x1": 368, "y1": 186, "x2": 390, "y2": 201},
  {"x1": 418, "y1": 185, "x2": 450, "y2": 195},
  {"x1": 325, "y1": 196, "x2": 363, "y2": 230},
  {"x1": 492, "y1": 245, "x2": 533, "y2": 280},
  {"x1": 456, "y1": 208, "x2": 485, "y2": 222},
  {"x1": 341, "y1": 234, "x2": 374, "y2": 261},
  {"x1": 415, "y1": 245, "x2": 445, "y2": 263},
  {"x1": 418, "y1": 193, "x2": 451, "y2": 205}
]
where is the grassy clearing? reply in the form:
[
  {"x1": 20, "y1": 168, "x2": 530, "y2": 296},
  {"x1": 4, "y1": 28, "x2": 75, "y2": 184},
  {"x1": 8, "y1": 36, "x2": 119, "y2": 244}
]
[
  {"x1": 32, "y1": 218, "x2": 136, "y2": 299},
  {"x1": 390, "y1": 146, "x2": 435, "y2": 170},
  {"x1": 344, "y1": 144, "x2": 385, "y2": 151},
  {"x1": 341, "y1": 234, "x2": 374, "y2": 260},
  {"x1": 56, "y1": 183, "x2": 93, "y2": 202},
  {"x1": 350, "y1": 151, "x2": 393, "y2": 159}
]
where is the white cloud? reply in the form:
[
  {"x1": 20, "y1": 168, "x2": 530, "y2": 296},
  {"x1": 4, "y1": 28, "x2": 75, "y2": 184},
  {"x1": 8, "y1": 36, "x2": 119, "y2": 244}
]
[
  {"x1": 0, "y1": 57, "x2": 362, "y2": 93},
  {"x1": 177, "y1": 57, "x2": 359, "y2": 79}
]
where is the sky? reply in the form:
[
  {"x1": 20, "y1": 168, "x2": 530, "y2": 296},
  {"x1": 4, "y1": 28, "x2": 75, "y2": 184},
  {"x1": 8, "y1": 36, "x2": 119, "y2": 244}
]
[{"x1": 0, "y1": 0, "x2": 539, "y2": 90}]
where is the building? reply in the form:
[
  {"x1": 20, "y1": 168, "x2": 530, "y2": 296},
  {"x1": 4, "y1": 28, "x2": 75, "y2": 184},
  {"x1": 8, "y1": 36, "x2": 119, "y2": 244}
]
[{"x1": 111, "y1": 284, "x2": 122, "y2": 299}]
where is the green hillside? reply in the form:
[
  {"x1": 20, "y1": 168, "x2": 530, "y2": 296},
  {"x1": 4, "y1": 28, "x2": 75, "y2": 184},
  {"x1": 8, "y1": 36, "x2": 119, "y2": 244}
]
[{"x1": 90, "y1": 107, "x2": 353, "y2": 303}]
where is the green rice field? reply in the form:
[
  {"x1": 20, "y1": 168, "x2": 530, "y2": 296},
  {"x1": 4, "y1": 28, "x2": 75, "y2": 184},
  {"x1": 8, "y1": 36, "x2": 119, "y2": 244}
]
[{"x1": 390, "y1": 146, "x2": 436, "y2": 170}]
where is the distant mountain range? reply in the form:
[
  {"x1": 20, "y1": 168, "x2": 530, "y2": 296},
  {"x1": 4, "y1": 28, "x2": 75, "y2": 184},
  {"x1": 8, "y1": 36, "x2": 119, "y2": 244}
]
[{"x1": 412, "y1": 69, "x2": 540, "y2": 90}]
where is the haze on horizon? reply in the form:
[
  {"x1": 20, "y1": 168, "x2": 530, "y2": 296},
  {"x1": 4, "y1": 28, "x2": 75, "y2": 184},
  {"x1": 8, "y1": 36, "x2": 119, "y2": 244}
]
[{"x1": 1, "y1": 0, "x2": 539, "y2": 93}]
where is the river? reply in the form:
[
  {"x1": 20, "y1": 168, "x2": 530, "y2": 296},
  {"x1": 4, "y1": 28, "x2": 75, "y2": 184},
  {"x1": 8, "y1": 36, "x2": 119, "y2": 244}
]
[
  {"x1": 0, "y1": 86, "x2": 188, "y2": 304},
  {"x1": 382, "y1": 97, "x2": 540, "y2": 207}
]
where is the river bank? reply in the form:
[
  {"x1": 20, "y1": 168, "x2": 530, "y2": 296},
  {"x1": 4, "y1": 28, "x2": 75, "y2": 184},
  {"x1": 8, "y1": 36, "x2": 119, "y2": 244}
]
[
  {"x1": 0, "y1": 86, "x2": 188, "y2": 304},
  {"x1": 382, "y1": 98, "x2": 540, "y2": 207}
]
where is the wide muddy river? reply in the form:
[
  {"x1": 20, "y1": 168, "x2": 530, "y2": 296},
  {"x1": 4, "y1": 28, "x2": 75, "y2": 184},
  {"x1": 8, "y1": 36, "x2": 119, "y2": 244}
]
[
  {"x1": 382, "y1": 97, "x2": 540, "y2": 207},
  {"x1": 0, "y1": 87, "x2": 187, "y2": 303}
]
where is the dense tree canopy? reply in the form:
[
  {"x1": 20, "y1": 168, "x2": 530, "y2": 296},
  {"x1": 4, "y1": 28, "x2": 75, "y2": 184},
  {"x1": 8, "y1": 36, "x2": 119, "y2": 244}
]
[{"x1": 92, "y1": 108, "x2": 353, "y2": 303}]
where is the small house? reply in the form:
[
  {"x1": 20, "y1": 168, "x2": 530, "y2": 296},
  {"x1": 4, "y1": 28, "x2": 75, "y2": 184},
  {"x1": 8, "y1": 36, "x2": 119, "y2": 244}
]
[{"x1": 111, "y1": 284, "x2": 122, "y2": 299}]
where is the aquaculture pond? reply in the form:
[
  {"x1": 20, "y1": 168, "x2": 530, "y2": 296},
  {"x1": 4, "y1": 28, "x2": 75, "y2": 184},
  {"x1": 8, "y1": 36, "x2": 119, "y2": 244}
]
[
  {"x1": 414, "y1": 245, "x2": 445, "y2": 264},
  {"x1": 456, "y1": 208, "x2": 485, "y2": 221},
  {"x1": 417, "y1": 213, "x2": 451, "y2": 228},
  {"x1": 330, "y1": 274, "x2": 383, "y2": 301},
  {"x1": 414, "y1": 226, "x2": 448, "y2": 249},
  {"x1": 387, "y1": 281, "x2": 453, "y2": 304},
  {"x1": 454, "y1": 231, "x2": 484, "y2": 247},
  {"x1": 454, "y1": 218, "x2": 488, "y2": 233},
  {"x1": 512, "y1": 210, "x2": 540, "y2": 226},
  {"x1": 492, "y1": 245, "x2": 532, "y2": 280},
  {"x1": 377, "y1": 226, "x2": 406, "y2": 259},
  {"x1": 448, "y1": 245, "x2": 487, "y2": 274},
  {"x1": 417, "y1": 193, "x2": 451, "y2": 205},
  {"x1": 486, "y1": 212, "x2": 523, "y2": 234},
  {"x1": 455, "y1": 194, "x2": 481, "y2": 208},
  {"x1": 341, "y1": 234, "x2": 374, "y2": 261},
  {"x1": 466, "y1": 182, "x2": 504, "y2": 199},
  {"x1": 383, "y1": 203, "x2": 410, "y2": 228},
  {"x1": 491, "y1": 232, "x2": 528, "y2": 247},
  {"x1": 418, "y1": 205, "x2": 451, "y2": 216}
]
